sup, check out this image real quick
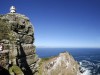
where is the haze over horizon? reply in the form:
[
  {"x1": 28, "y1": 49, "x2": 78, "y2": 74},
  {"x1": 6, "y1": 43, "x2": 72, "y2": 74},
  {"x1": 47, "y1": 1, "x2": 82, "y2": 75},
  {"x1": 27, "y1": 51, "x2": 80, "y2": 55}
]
[{"x1": 0, "y1": 0, "x2": 100, "y2": 48}]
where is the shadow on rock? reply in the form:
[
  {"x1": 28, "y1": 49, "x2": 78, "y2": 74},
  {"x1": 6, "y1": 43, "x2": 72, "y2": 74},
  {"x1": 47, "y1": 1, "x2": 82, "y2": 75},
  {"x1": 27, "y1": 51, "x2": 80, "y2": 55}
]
[
  {"x1": 17, "y1": 43, "x2": 33, "y2": 75},
  {"x1": 0, "y1": 66, "x2": 10, "y2": 75}
]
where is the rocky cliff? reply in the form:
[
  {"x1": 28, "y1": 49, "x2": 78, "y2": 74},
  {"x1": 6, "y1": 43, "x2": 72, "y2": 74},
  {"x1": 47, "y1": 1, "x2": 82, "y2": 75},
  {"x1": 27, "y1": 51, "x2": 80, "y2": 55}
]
[
  {"x1": 0, "y1": 13, "x2": 39, "y2": 75},
  {"x1": 37, "y1": 52, "x2": 81, "y2": 75},
  {"x1": 0, "y1": 11, "x2": 81, "y2": 75}
]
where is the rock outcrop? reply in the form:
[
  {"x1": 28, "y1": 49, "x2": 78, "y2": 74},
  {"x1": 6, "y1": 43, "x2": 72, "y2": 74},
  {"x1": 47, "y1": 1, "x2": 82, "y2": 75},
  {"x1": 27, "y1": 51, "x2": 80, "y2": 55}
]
[
  {"x1": 0, "y1": 7, "x2": 81, "y2": 75},
  {"x1": 0, "y1": 13, "x2": 39, "y2": 75},
  {"x1": 38, "y1": 52, "x2": 81, "y2": 75}
]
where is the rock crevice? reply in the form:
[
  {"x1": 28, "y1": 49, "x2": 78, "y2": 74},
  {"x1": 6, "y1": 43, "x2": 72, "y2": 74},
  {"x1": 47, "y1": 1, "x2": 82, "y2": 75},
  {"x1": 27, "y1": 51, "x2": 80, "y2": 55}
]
[{"x1": 0, "y1": 13, "x2": 38, "y2": 75}]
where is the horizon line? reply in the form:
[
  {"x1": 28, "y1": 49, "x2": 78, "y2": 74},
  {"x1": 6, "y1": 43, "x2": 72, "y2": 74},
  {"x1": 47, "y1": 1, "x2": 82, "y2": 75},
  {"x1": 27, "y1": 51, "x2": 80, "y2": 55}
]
[{"x1": 36, "y1": 46, "x2": 100, "y2": 49}]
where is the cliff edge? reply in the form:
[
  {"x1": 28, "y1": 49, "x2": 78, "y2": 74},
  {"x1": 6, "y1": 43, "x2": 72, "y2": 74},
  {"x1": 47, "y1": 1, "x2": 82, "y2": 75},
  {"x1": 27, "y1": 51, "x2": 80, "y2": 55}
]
[
  {"x1": 0, "y1": 8, "x2": 81, "y2": 75},
  {"x1": 38, "y1": 52, "x2": 81, "y2": 75},
  {"x1": 0, "y1": 13, "x2": 39, "y2": 75}
]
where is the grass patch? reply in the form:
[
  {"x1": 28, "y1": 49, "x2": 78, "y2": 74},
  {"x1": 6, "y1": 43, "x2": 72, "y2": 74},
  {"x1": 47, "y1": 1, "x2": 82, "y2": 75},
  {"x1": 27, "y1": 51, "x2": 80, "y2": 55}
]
[
  {"x1": 37, "y1": 56, "x2": 55, "y2": 75},
  {"x1": 9, "y1": 65, "x2": 23, "y2": 75}
]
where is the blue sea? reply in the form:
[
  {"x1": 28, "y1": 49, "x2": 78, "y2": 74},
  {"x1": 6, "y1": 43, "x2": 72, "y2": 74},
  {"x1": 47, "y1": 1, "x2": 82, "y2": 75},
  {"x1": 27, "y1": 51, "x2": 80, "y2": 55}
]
[{"x1": 36, "y1": 48, "x2": 100, "y2": 75}]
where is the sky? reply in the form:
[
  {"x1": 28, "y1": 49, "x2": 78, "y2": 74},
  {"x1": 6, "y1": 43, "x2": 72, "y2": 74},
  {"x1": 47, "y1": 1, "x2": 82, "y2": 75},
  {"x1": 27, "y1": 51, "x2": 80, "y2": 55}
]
[{"x1": 0, "y1": 0, "x2": 100, "y2": 48}]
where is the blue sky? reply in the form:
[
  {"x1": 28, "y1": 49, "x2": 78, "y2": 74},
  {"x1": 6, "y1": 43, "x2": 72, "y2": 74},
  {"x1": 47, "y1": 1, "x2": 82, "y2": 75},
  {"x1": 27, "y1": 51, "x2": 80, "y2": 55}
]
[{"x1": 0, "y1": 0, "x2": 100, "y2": 48}]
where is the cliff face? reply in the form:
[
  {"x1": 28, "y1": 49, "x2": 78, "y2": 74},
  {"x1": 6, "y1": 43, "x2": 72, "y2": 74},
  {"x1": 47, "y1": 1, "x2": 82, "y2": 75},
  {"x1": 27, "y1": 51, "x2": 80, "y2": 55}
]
[
  {"x1": 0, "y1": 12, "x2": 81, "y2": 75},
  {"x1": 0, "y1": 13, "x2": 39, "y2": 75},
  {"x1": 38, "y1": 52, "x2": 81, "y2": 75}
]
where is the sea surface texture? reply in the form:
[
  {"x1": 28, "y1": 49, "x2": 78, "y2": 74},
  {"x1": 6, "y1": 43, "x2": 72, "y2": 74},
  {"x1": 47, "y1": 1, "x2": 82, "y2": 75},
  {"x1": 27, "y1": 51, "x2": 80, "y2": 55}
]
[{"x1": 36, "y1": 48, "x2": 100, "y2": 75}]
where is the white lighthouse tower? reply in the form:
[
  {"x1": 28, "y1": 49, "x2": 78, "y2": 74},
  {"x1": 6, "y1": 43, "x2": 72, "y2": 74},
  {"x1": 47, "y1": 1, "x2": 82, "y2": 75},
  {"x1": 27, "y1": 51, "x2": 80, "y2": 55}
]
[{"x1": 10, "y1": 6, "x2": 16, "y2": 13}]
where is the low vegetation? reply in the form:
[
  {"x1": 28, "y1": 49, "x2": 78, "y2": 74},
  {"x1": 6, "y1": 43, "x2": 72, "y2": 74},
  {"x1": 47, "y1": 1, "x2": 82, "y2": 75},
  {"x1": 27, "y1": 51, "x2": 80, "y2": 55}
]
[{"x1": 0, "y1": 19, "x2": 10, "y2": 40}]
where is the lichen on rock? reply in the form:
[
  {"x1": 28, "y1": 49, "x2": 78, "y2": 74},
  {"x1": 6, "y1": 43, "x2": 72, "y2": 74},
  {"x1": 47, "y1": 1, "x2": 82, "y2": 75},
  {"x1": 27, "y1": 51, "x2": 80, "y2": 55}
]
[{"x1": 0, "y1": 13, "x2": 39, "y2": 75}]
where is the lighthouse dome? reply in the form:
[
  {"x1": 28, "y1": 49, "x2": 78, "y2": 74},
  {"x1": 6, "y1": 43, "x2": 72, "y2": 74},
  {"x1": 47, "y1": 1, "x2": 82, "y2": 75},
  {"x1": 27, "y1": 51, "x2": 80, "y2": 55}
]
[{"x1": 10, "y1": 6, "x2": 16, "y2": 13}]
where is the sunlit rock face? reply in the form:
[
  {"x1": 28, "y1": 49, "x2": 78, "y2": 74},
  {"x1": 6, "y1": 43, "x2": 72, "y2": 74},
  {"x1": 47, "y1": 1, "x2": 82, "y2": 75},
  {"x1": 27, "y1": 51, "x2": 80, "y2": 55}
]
[
  {"x1": 0, "y1": 13, "x2": 39, "y2": 75},
  {"x1": 38, "y1": 52, "x2": 81, "y2": 75}
]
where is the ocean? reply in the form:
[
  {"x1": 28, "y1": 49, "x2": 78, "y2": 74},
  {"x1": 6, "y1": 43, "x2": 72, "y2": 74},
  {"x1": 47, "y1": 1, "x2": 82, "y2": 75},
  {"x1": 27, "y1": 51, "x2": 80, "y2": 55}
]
[{"x1": 36, "y1": 48, "x2": 100, "y2": 75}]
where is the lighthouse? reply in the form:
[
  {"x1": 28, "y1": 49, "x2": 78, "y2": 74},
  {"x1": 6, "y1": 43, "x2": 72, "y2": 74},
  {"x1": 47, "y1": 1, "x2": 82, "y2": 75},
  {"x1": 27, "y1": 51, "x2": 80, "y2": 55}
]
[{"x1": 10, "y1": 6, "x2": 16, "y2": 13}]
